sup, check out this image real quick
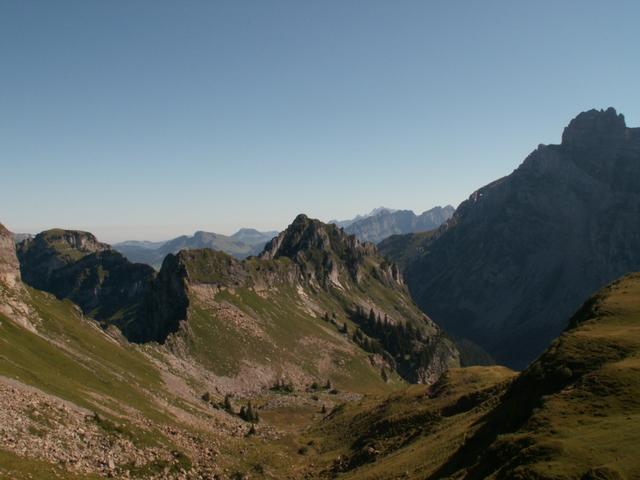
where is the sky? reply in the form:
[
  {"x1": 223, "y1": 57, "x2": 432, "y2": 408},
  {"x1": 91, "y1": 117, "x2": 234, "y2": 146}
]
[{"x1": 1, "y1": 1, "x2": 639, "y2": 243}]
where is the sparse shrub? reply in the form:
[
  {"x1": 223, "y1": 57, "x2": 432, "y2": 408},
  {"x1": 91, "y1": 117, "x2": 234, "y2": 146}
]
[
  {"x1": 201, "y1": 391, "x2": 211, "y2": 402},
  {"x1": 271, "y1": 378, "x2": 294, "y2": 393}
]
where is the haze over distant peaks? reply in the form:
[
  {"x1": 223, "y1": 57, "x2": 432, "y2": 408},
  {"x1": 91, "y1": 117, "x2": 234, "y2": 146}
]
[
  {"x1": 329, "y1": 206, "x2": 398, "y2": 228},
  {"x1": 335, "y1": 205, "x2": 455, "y2": 244},
  {"x1": 113, "y1": 228, "x2": 278, "y2": 269}
]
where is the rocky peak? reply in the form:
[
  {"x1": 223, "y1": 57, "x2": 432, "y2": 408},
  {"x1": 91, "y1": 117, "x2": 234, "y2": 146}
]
[
  {"x1": 0, "y1": 223, "x2": 21, "y2": 288},
  {"x1": 28, "y1": 229, "x2": 110, "y2": 255},
  {"x1": 561, "y1": 107, "x2": 627, "y2": 149},
  {"x1": 261, "y1": 214, "x2": 376, "y2": 260},
  {"x1": 17, "y1": 229, "x2": 110, "y2": 292},
  {"x1": 260, "y1": 214, "x2": 377, "y2": 286}
]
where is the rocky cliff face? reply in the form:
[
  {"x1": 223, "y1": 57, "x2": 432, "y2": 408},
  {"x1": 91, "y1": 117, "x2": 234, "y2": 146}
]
[
  {"x1": 17, "y1": 229, "x2": 110, "y2": 289},
  {"x1": 260, "y1": 214, "x2": 379, "y2": 287},
  {"x1": 343, "y1": 206, "x2": 454, "y2": 244},
  {"x1": 0, "y1": 223, "x2": 21, "y2": 289},
  {"x1": 381, "y1": 108, "x2": 640, "y2": 369},
  {"x1": 17, "y1": 229, "x2": 156, "y2": 340}
]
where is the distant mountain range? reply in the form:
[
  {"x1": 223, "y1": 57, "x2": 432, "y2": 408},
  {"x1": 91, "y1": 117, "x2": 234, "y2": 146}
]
[
  {"x1": 330, "y1": 207, "x2": 399, "y2": 228},
  {"x1": 380, "y1": 107, "x2": 640, "y2": 369},
  {"x1": 330, "y1": 205, "x2": 455, "y2": 244},
  {"x1": 3, "y1": 108, "x2": 640, "y2": 478},
  {"x1": 112, "y1": 205, "x2": 455, "y2": 270},
  {"x1": 113, "y1": 228, "x2": 278, "y2": 269}
]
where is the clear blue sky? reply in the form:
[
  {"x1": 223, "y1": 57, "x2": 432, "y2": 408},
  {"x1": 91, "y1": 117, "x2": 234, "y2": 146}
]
[{"x1": 2, "y1": 1, "x2": 639, "y2": 242}]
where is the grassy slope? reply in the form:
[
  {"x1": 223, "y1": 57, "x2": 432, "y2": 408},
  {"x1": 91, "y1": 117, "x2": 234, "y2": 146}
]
[
  {"x1": 175, "y1": 249, "x2": 450, "y2": 394},
  {"x1": 0, "y1": 288, "x2": 167, "y2": 424},
  {"x1": 300, "y1": 273, "x2": 640, "y2": 480},
  {"x1": 0, "y1": 287, "x2": 205, "y2": 477},
  {"x1": 185, "y1": 283, "x2": 402, "y2": 394}
]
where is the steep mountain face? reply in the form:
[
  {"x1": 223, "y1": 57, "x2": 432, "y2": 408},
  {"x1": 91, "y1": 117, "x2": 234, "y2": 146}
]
[
  {"x1": 0, "y1": 224, "x2": 21, "y2": 288},
  {"x1": 114, "y1": 228, "x2": 277, "y2": 269},
  {"x1": 380, "y1": 108, "x2": 640, "y2": 369},
  {"x1": 344, "y1": 205, "x2": 454, "y2": 244},
  {"x1": 308, "y1": 273, "x2": 640, "y2": 480},
  {"x1": 17, "y1": 229, "x2": 110, "y2": 288},
  {"x1": 17, "y1": 229, "x2": 156, "y2": 340},
  {"x1": 148, "y1": 214, "x2": 459, "y2": 385}
]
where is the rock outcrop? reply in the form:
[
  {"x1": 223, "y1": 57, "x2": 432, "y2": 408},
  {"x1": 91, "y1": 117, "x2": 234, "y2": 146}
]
[
  {"x1": 149, "y1": 215, "x2": 459, "y2": 383},
  {"x1": 0, "y1": 223, "x2": 21, "y2": 289},
  {"x1": 17, "y1": 229, "x2": 156, "y2": 341},
  {"x1": 260, "y1": 214, "x2": 379, "y2": 287},
  {"x1": 380, "y1": 108, "x2": 640, "y2": 369}
]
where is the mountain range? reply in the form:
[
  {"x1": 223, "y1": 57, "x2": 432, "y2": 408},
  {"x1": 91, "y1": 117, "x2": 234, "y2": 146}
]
[
  {"x1": 111, "y1": 205, "x2": 454, "y2": 272},
  {"x1": 2, "y1": 107, "x2": 640, "y2": 478},
  {"x1": 341, "y1": 205, "x2": 455, "y2": 244},
  {"x1": 380, "y1": 107, "x2": 640, "y2": 369},
  {"x1": 113, "y1": 228, "x2": 279, "y2": 269},
  {"x1": 2, "y1": 215, "x2": 639, "y2": 478}
]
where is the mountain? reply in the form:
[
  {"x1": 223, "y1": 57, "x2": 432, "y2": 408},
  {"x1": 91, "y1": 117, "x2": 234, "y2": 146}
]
[
  {"x1": 146, "y1": 214, "x2": 460, "y2": 385},
  {"x1": 305, "y1": 272, "x2": 640, "y2": 479},
  {"x1": 344, "y1": 205, "x2": 455, "y2": 244},
  {"x1": 3, "y1": 221, "x2": 638, "y2": 478},
  {"x1": 14, "y1": 216, "x2": 459, "y2": 385},
  {"x1": 330, "y1": 207, "x2": 398, "y2": 229},
  {"x1": 380, "y1": 108, "x2": 640, "y2": 369},
  {"x1": 230, "y1": 227, "x2": 278, "y2": 245},
  {"x1": 16, "y1": 229, "x2": 157, "y2": 341},
  {"x1": 0, "y1": 216, "x2": 459, "y2": 477},
  {"x1": 114, "y1": 228, "x2": 277, "y2": 269}
]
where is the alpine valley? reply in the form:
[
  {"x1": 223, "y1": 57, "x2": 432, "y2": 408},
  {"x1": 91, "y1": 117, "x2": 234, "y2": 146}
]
[{"x1": 1, "y1": 109, "x2": 639, "y2": 480}]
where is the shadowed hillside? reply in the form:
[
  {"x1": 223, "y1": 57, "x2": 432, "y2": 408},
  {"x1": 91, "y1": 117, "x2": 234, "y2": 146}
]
[{"x1": 380, "y1": 108, "x2": 640, "y2": 368}]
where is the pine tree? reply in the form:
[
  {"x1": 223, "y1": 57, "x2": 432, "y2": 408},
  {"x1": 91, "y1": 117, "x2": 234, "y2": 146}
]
[
  {"x1": 224, "y1": 394, "x2": 233, "y2": 413},
  {"x1": 247, "y1": 401, "x2": 259, "y2": 423}
]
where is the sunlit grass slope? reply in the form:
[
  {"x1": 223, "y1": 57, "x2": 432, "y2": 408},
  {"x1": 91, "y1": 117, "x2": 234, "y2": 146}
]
[{"x1": 302, "y1": 273, "x2": 640, "y2": 479}]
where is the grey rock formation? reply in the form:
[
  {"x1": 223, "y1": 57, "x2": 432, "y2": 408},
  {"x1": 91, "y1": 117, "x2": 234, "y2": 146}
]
[
  {"x1": 17, "y1": 229, "x2": 156, "y2": 341},
  {"x1": 380, "y1": 108, "x2": 640, "y2": 369},
  {"x1": 0, "y1": 223, "x2": 21, "y2": 288}
]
